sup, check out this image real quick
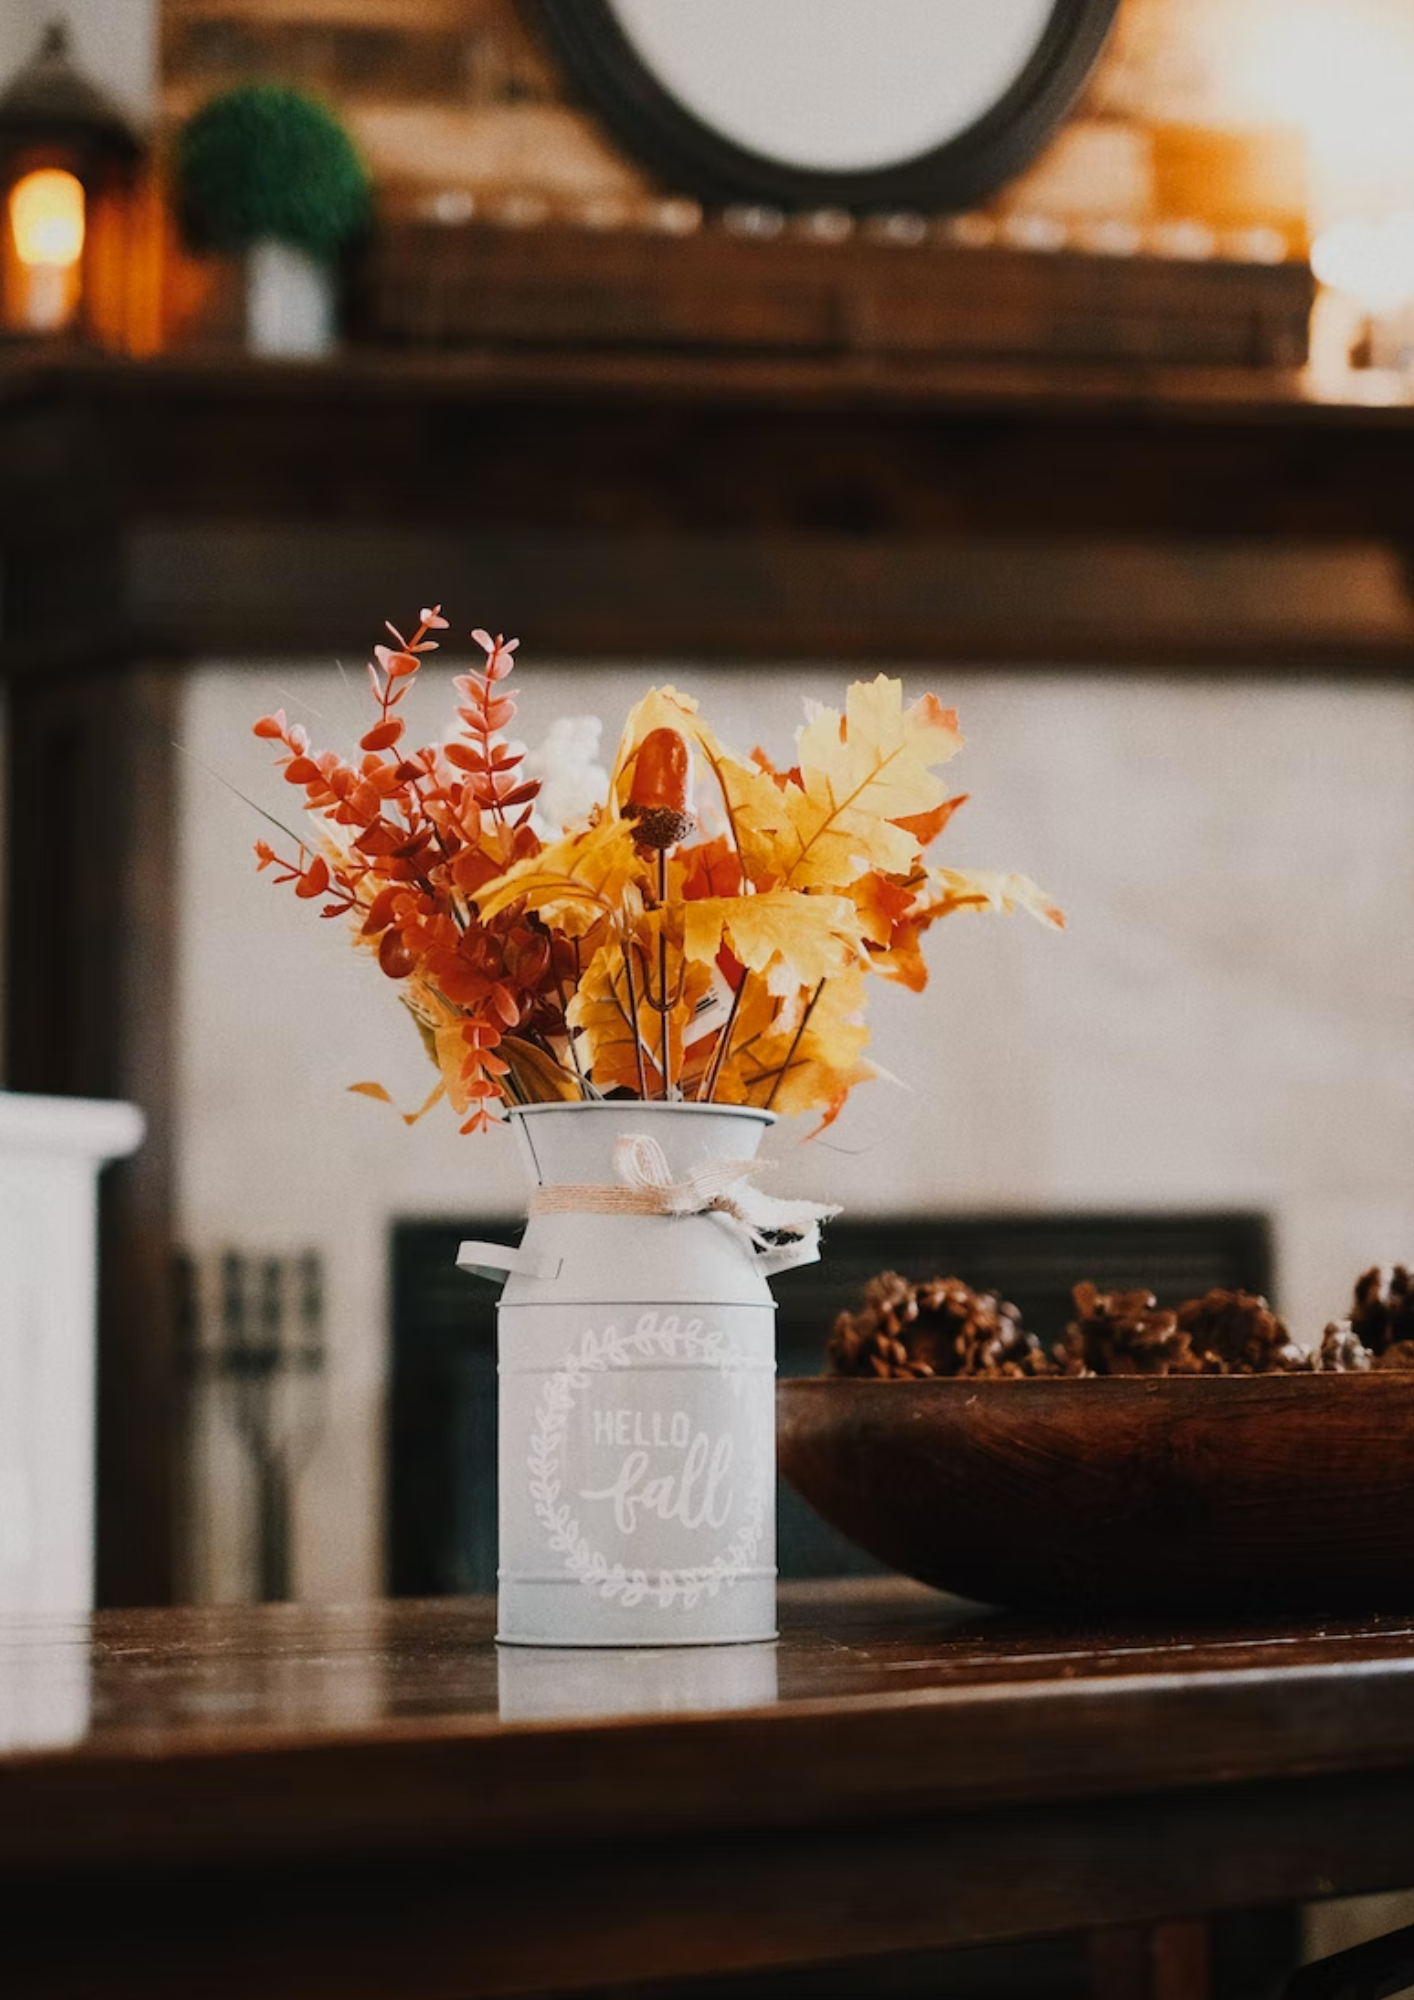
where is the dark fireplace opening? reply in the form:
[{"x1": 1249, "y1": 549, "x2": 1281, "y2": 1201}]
[{"x1": 387, "y1": 1212, "x2": 1271, "y2": 1597}]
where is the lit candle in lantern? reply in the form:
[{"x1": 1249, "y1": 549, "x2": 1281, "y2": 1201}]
[
  {"x1": 0, "y1": 24, "x2": 142, "y2": 345},
  {"x1": 9, "y1": 166, "x2": 85, "y2": 331}
]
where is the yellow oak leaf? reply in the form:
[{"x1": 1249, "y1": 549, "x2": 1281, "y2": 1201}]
[
  {"x1": 778, "y1": 677, "x2": 964, "y2": 890},
  {"x1": 681, "y1": 888, "x2": 864, "y2": 997},
  {"x1": 708, "y1": 755, "x2": 801, "y2": 885}
]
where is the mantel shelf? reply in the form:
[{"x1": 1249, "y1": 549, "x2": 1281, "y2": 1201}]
[
  {"x1": 5, "y1": 345, "x2": 1414, "y2": 674},
  {"x1": 7, "y1": 344, "x2": 1414, "y2": 426}
]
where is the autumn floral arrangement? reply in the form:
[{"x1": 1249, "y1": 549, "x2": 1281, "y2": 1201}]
[{"x1": 252, "y1": 611, "x2": 1061, "y2": 1134}]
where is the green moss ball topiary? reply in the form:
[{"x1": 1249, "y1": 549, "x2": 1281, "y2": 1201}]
[{"x1": 174, "y1": 85, "x2": 371, "y2": 263}]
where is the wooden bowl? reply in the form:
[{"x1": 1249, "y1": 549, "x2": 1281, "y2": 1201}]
[{"x1": 777, "y1": 1375, "x2": 1414, "y2": 1614}]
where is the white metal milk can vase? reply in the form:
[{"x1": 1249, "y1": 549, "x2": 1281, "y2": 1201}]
[{"x1": 459, "y1": 1102, "x2": 834, "y2": 1647}]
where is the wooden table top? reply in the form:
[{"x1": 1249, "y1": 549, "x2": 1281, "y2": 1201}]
[
  {"x1": 12, "y1": 1580, "x2": 1414, "y2": 1996},
  {"x1": 8, "y1": 1577, "x2": 1414, "y2": 1872}
]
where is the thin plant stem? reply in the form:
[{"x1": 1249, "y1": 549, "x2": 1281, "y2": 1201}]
[
  {"x1": 619, "y1": 932, "x2": 651, "y2": 1100},
  {"x1": 700, "y1": 971, "x2": 747, "y2": 1104},
  {"x1": 173, "y1": 743, "x2": 309, "y2": 854},
  {"x1": 688, "y1": 741, "x2": 758, "y2": 1102},
  {"x1": 657, "y1": 848, "x2": 671, "y2": 1100},
  {"x1": 763, "y1": 980, "x2": 825, "y2": 1112},
  {"x1": 555, "y1": 963, "x2": 590, "y2": 1099}
]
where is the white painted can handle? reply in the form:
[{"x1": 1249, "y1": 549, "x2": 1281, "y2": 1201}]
[{"x1": 456, "y1": 1239, "x2": 562, "y2": 1285}]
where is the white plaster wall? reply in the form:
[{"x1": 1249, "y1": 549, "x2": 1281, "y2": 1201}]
[{"x1": 177, "y1": 661, "x2": 1414, "y2": 1602}]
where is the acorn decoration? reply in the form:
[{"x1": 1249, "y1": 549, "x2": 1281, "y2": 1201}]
[{"x1": 625, "y1": 726, "x2": 695, "y2": 850}]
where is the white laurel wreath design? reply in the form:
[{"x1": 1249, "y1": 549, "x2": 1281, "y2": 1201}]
[{"x1": 526, "y1": 1312, "x2": 770, "y2": 1611}]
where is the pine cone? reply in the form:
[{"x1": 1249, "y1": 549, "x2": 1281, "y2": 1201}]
[
  {"x1": 1175, "y1": 1289, "x2": 1309, "y2": 1374},
  {"x1": 827, "y1": 1272, "x2": 1049, "y2": 1380},
  {"x1": 1316, "y1": 1320, "x2": 1372, "y2": 1372},
  {"x1": 1349, "y1": 1267, "x2": 1414, "y2": 1357},
  {"x1": 1063, "y1": 1281, "x2": 1199, "y2": 1376}
]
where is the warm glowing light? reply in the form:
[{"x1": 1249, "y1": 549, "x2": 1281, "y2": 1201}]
[
  {"x1": 1311, "y1": 212, "x2": 1414, "y2": 315},
  {"x1": 1221, "y1": 0, "x2": 1414, "y2": 227},
  {"x1": 9, "y1": 168, "x2": 85, "y2": 269}
]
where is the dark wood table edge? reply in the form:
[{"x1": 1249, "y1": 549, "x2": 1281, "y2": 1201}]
[
  {"x1": 9, "y1": 1767, "x2": 1414, "y2": 1999},
  {"x1": 5, "y1": 1649, "x2": 1414, "y2": 1871}
]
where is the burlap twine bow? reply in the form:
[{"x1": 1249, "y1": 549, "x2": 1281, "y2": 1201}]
[{"x1": 526, "y1": 1132, "x2": 839, "y2": 1273}]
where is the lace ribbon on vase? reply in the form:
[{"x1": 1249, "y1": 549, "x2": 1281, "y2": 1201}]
[{"x1": 526, "y1": 1132, "x2": 839, "y2": 1273}]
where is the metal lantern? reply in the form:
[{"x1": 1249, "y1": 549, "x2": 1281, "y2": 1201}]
[{"x1": 0, "y1": 22, "x2": 142, "y2": 342}]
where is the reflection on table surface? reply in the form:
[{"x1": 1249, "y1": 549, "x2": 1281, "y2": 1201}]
[{"x1": 4, "y1": 1578, "x2": 1414, "y2": 1759}]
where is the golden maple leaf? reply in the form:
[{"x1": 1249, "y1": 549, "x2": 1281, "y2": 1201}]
[
  {"x1": 680, "y1": 888, "x2": 865, "y2": 997},
  {"x1": 741, "y1": 677, "x2": 964, "y2": 892}
]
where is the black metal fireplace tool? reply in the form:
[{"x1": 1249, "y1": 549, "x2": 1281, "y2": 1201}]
[{"x1": 177, "y1": 1250, "x2": 326, "y2": 1601}]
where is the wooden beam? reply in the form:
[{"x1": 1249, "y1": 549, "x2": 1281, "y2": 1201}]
[
  {"x1": 2, "y1": 662, "x2": 179, "y2": 1608},
  {"x1": 120, "y1": 522, "x2": 1414, "y2": 670},
  {"x1": 7, "y1": 356, "x2": 1414, "y2": 673}
]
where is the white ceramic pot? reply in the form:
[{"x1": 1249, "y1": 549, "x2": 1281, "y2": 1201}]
[
  {"x1": 461, "y1": 1101, "x2": 802, "y2": 1648},
  {"x1": 245, "y1": 238, "x2": 336, "y2": 359}
]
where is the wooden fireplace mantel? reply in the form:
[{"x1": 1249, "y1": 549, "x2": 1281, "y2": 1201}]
[
  {"x1": 3, "y1": 342, "x2": 1414, "y2": 1607},
  {"x1": 6, "y1": 347, "x2": 1414, "y2": 672}
]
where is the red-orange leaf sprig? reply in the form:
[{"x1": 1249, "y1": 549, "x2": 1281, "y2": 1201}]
[
  {"x1": 444, "y1": 631, "x2": 539, "y2": 825},
  {"x1": 252, "y1": 612, "x2": 574, "y2": 1132}
]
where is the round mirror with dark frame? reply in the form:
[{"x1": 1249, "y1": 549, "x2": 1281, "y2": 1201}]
[{"x1": 532, "y1": 0, "x2": 1120, "y2": 214}]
